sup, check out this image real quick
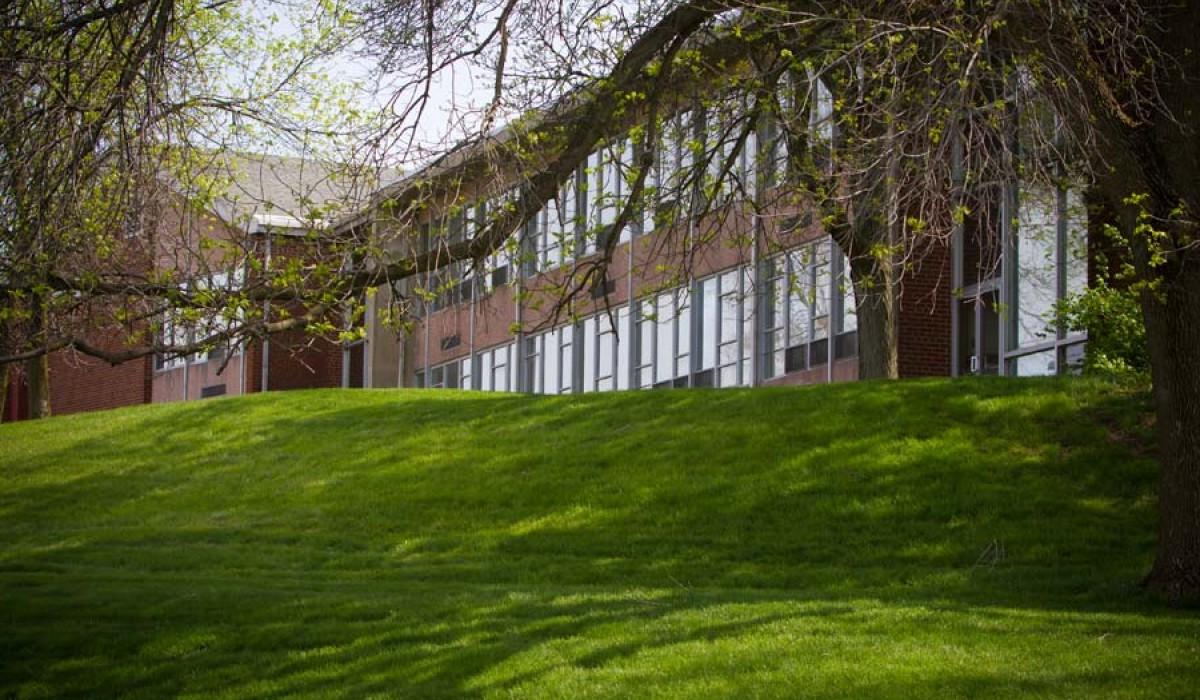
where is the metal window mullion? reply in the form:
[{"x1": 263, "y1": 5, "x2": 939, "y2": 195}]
[
  {"x1": 574, "y1": 322, "x2": 584, "y2": 394},
  {"x1": 1000, "y1": 179, "x2": 1018, "y2": 376},
  {"x1": 1055, "y1": 184, "x2": 1069, "y2": 372},
  {"x1": 781, "y1": 258, "x2": 791, "y2": 367},
  {"x1": 672, "y1": 294, "x2": 682, "y2": 385},
  {"x1": 589, "y1": 320, "x2": 598, "y2": 393},
  {"x1": 807, "y1": 245, "x2": 817, "y2": 369},
  {"x1": 729, "y1": 272, "x2": 739, "y2": 386},
  {"x1": 713, "y1": 278, "x2": 722, "y2": 386},
  {"x1": 827, "y1": 239, "x2": 835, "y2": 382},
  {"x1": 689, "y1": 280, "x2": 700, "y2": 386}
]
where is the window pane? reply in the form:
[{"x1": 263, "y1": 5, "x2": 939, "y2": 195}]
[
  {"x1": 493, "y1": 344, "x2": 509, "y2": 391},
  {"x1": 582, "y1": 318, "x2": 597, "y2": 392},
  {"x1": 1065, "y1": 188, "x2": 1088, "y2": 298},
  {"x1": 810, "y1": 76, "x2": 834, "y2": 144},
  {"x1": 1017, "y1": 185, "x2": 1059, "y2": 346},
  {"x1": 461, "y1": 358, "x2": 473, "y2": 390},
  {"x1": 1013, "y1": 349, "x2": 1056, "y2": 377},
  {"x1": 480, "y1": 351, "x2": 492, "y2": 391},
  {"x1": 638, "y1": 301, "x2": 655, "y2": 388},
  {"x1": 840, "y1": 251, "x2": 857, "y2": 333},
  {"x1": 700, "y1": 277, "x2": 717, "y2": 370},
  {"x1": 676, "y1": 294, "x2": 691, "y2": 378},
  {"x1": 742, "y1": 267, "x2": 755, "y2": 366},
  {"x1": 813, "y1": 241, "x2": 831, "y2": 341},
  {"x1": 559, "y1": 326, "x2": 574, "y2": 393},
  {"x1": 617, "y1": 306, "x2": 631, "y2": 390},
  {"x1": 656, "y1": 294, "x2": 674, "y2": 382},
  {"x1": 540, "y1": 331, "x2": 557, "y2": 395}
]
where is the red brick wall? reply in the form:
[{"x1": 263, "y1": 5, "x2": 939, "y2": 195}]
[
  {"x1": 898, "y1": 239, "x2": 953, "y2": 378},
  {"x1": 2, "y1": 366, "x2": 29, "y2": 422},
  {"x1": 244, "y1": 332, "x2": 345, "y2": 393},
  {"x1": 48, "y1": 348, "x2": 151, "y2": 416}
]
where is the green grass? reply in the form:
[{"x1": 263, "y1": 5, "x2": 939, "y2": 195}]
[{"x1": 0, "y1": 377, "x2": 1196, "y2": 698}]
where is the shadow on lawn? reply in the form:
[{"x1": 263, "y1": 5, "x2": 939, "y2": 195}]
[{"x1": 2, "y1": 378, "x2": 1191, "y2": 698}]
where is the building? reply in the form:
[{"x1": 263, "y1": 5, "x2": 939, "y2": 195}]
[
  {"x1": 2, "y1": 154, "x2": 368, "y2": 421},
  {"x1": 2, "y1": 87, "x2": 1090, "y2": 421},
  {"x1": 348, "y1": 95, "x2": 1089, "y2": 394}
]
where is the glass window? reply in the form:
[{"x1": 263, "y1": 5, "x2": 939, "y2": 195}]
[
  {"x1": 673, "y1": 110, "x2": 695, "y2": 211},
  {"x1": 1013, "y1": 349, "x2": 1056, "y2": 377},
  {"x1": 787, "y1": 248, "x2": 812, "y2": 350},
  {"x1": 704, "y1": 109, "x2": 729, "y2": 203},
  {"x1": 636, "y1": 300, "x2": 655, "y2": 388},
  {"x1": 1016, "y1": 184, "x2": 1059, "y2": 346},
  {"x1": 558, "y1": 327, "x2": 574, "y2": 393},
  {"x1": 840, "y1": 250, "x2": 857, "y2": 334},
  {"x1": 543, "y1": 330, "x2": 560, "y2": 395},
  {"x1": 763, "y1": 257, "x2": 786, "y2": 380},
  {"x1": 480, "y1": 350, "x2": 493, "y2": 391},
  {"x1": 770, "y1": 81, "x2": 792, "y2": 186},
  {"x1": 812, "y1": 240, "x2": 831, "y2": 343},
  {"x1": 642, "y1": 137, "x2": 658, "y2": 235},
  {"x1": 676, "y1": 293, "x2": 691, "y2": 380},
  {"x1": 718, "y1": 270, "x2": 741, "y2": 386},
  {"x1": 614, "y1": 307, "x2": 633, "y2": 391},
  {"x1": 582, "y1": 318, "x2": 597, "y2": 392},
  {"x1": 596, "y1": 313, "x2": 616, "y2": 391},
  {"x1": 1065, "y1": 188, "x2": 1088, "y2": 299},
  {"x1": 655, "y1": 294, "x2": 674, "y2": 384},
  {"x1": 741, "y1": 267, "x2": 755, "y2": 372},
  {"x1": 809, "y1": 75, "x2": 834, "y2": 145},
  {"x1": 699, "y1": 277, "x2": 718, "y2": 371},
  {"x1": 740, "y1": 127, "x2": 758, "y2": 200},
  {"x1": 523, "y1": 336, "x2": 540, "y2": 393},
  {"x1": 461, "y1": 357, "x2": 473, "y2": 390},
  {"x1": 497, "y1": 344, "x2": 514, "y2": 391}
]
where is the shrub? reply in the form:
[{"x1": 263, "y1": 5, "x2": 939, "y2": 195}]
[{"x1": 1056, "y1": 278, "x2": 1148, "y2": 375}]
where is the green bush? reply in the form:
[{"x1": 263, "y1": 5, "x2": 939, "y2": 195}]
[{"x1": 1056, "y1": 278, "x2": 1148, "y2": 375}]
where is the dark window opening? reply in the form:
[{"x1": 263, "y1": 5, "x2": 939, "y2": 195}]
[{"x1": 835, "y1": 331, "x2": 858, "y2": 360}]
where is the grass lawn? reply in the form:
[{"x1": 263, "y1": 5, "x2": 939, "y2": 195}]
[{"x1": 0, "y1": 377, "x2": 1197, "y2": 698}]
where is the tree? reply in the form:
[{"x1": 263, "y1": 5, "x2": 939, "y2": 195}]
[
  {"x1": 350, "y1": 1, "x2": 1199, "y2": 600},
  {"x1": 2, "y1": 0, "x2": 1196, "y2": 600},
  {"x1": 1, "y1": 0, "x2": 375, "y2": 415}
]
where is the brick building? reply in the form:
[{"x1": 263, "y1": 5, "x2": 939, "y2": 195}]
[
  {"x1": 3, "y1": 88, "x2": 1089, "y2": 420},
  {"x1": 348, "y1": 94, "x2": 1087, "y2": 394},
  {"x1": 2, "y1": 154, "x2": 365, "y2": 421}
]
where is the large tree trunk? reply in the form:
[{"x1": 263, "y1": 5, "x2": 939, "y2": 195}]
[
  {"x1": 849, "y1": 253, "x2": 899, "y2": 380},
  {"x1": 1140, "y1": 259, "x2": 1200, "y2": 603},
  {"x1": 25, "y1": 355, "x2": 49, "y2": 419},
  {"x1": 1080, "y1": 0, "x2": 1200, "y2": 601}
]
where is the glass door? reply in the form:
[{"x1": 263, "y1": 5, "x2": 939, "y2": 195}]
[{"x1": 959, "y1": 289, "x2": 1000, "y2": 376}]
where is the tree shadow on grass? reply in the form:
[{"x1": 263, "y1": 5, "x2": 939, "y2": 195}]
[{"x1": 1, "y1": 378, "x2": 1193, "y2": 697}]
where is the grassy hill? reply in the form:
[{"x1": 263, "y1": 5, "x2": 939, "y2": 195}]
[{"x1": 1, "y1": 378, "x2": 1196, "y2": 698}]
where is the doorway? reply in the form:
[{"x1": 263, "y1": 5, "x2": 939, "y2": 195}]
[{"x1": 958, "y1": 288, "x2": 1000, "y2": 376}]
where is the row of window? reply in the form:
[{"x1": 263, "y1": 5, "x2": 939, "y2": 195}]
[
  {"x1": 1008, "y1": 183, "x2": 1088, "y2": 375},
  {"x1": 414, "y1": 239, "x2": 858, "y2": 392},
  {"x1": 156, "y1": 271, "x2": 241, "y2": 371},
  {"x1": 418, "y1": 79, "x2": 837, "y2": 311}
]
